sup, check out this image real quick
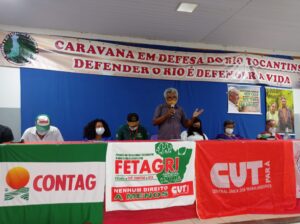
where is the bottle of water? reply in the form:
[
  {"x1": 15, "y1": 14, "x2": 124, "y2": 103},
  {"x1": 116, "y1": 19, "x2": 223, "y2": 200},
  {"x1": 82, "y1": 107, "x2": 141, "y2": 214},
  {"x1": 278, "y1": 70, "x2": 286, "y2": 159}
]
[{"x1": 284, "y1": 127, "x2": 289, "y2": 140}]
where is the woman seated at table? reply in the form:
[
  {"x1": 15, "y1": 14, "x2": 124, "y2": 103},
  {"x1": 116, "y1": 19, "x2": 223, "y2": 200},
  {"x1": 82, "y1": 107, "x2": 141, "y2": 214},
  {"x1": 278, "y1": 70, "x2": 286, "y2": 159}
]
[
  {"x1": 181, "y1": 117, "x2": 208, "y2": 141},
  {"x1": 215, "y1": 120, "x2": 243, "y2": 140},
  {"x1": 83, "y1": 118, "x2": 111, "y2": 141}
]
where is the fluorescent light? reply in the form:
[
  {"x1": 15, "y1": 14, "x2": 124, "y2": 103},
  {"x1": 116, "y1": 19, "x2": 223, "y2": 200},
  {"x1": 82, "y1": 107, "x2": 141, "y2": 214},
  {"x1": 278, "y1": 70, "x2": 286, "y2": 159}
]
[{"x1": 176, "y1": 2, "x2": 198, "y2": 13}]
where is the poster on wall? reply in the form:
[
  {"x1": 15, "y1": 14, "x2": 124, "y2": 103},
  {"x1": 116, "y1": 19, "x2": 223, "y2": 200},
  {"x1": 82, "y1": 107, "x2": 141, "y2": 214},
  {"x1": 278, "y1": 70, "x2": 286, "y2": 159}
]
[
  {"x1": 227, "y1": 84, "x2": 261, "y2": 114},
  {"x1": 105, "y1": 141, "x2": 196, "y2": 211},
  {"x1": 265, "y1": 87, "x2": 294, "y2": 134}
]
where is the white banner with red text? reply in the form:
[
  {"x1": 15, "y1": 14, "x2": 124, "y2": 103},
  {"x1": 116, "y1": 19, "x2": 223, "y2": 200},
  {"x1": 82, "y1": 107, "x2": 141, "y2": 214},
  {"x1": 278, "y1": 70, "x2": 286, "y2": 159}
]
[
  {"x1": 0, "y1": 162, "x2": 105, "y2": 207},
  {"x1": 105, "y1": 142, "x2": 196, "y2": 211},
  {"x1": 0, "y1": 32, "x2": 300, "y2": 87}
]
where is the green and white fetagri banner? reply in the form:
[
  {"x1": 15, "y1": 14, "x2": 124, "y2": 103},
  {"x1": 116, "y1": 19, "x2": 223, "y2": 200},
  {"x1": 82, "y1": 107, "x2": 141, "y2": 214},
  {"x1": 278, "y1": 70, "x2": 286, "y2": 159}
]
[
  {"x1": 0, "y1": 143, "x2": 106, "y2": 224},
  {"x1": 105, "y1": 142, "x2": 196, "y2": 211},
  {"x1": 0, "y1": 31, "x2": 300, "y2": 87}
]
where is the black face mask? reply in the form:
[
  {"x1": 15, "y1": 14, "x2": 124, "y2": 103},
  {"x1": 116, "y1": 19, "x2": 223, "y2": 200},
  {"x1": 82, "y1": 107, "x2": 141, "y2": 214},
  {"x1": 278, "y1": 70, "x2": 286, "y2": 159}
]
[{"x1": 191, "y1": 126, "x2": 200, "y2": 132}]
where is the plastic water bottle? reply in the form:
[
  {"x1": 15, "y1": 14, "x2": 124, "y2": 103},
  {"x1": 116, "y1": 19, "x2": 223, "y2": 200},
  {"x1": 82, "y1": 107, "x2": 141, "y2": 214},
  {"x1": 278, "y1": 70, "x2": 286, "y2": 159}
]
[{"x1": 284, "y1": 127, "x2": 289, "y2": 140}]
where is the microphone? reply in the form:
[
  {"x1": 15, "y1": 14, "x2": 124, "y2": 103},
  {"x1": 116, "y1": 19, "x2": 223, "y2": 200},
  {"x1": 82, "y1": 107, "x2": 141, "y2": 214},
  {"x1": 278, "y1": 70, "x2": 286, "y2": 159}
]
[{"x1": 170, "y1": 104, "x2": 175, "y2": 118}]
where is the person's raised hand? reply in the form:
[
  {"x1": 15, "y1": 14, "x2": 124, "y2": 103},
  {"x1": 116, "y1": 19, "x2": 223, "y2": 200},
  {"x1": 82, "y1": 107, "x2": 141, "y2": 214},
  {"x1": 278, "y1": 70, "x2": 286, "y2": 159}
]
[{"x1": 192, "y1": 108, "x2": 204, "y2": 118}]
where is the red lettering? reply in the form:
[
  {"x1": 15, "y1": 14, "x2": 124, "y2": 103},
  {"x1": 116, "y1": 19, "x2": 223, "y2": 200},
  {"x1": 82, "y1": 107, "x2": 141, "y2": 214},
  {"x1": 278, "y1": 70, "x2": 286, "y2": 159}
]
[
  {"x1": 124, "y1": 160, "x2": 131, "y2": 174},
  {"x1": 86, "y1": 45, "x2": 96, "y2": 54},
  {"x1": 115, "y1": 160, "x2": 122, "y2": 174},
  {"x1": 74, "y1": 58, "x2": 84, "y2": 68},
  {"x1": 67, "y1": 175, "x2": 75, "y2": 190},
  {"x1": 140, "y1": 160, "x2": 151, "y2": 174},
  {"x1": 55, "y1": 175, "x2": 66, "y2": 191},
  {"x1": 152, "y1": 159, "x2": 164, "y2": 173},
  {"x1": 76, "y1": 43, "x2": 85, "y2": 53},
  {"x1": 55, "y1": 40, "x2": 64, "y2": 50},
  {"x1": 165, "y1": 158, "x2": 174, "y2": 172},
  {"x1": 131, "y1": 160, "x2": 140, "y2": 173},
  {"x1": 33, "y1": 175, "x2": 43, "y2": 192},
  {"x1": 43, "y1": 175, "x2": 55, "y2": 191},
  {"x1": 74, "y1": 174, "x2": 85, "y2": 190},
  {"x1": 175, "y1": 157, "x2": 179, "y2": 171},
  {"x1": 65, "y1": 42, "x2": 75, "y2": 51},
  {"x1": 86, "y1": 174, "x2": 96, "y2": 190},
  {"x1": 96, "y1": 46, "x2": 106, "y2": 55}
]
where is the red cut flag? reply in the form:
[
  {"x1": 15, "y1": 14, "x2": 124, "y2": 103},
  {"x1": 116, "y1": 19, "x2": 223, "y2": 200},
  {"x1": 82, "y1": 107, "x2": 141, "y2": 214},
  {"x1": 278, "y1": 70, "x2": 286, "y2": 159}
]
[{"x1": 195, "y1": 140, "x2": 296, "y2": 219}]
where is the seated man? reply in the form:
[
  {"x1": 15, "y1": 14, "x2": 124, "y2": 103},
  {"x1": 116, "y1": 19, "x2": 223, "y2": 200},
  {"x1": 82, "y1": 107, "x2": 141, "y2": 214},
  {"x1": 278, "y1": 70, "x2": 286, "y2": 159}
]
[
  {"x1": 216, "y1": 120, "x2": 243, "y2": 140},
  {"x1": 257, "y1": 119, "x2": 282, "y2": 140},
  {"x1": 21, "y1": 114, "x2": 64, "y2": 142},
  {"x1": 0, "y1": 124, "x2": 14, "y2": 143},
  {"x1": 116, "y1": 113, "x2": 148, "y2": 140}
]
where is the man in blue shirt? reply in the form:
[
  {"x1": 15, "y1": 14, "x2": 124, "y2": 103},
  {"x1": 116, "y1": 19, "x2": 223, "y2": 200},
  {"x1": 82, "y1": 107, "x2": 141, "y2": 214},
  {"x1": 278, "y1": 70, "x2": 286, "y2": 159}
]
[{"x1": 152, "y1": 87, "x2": 203, "y2": 140}]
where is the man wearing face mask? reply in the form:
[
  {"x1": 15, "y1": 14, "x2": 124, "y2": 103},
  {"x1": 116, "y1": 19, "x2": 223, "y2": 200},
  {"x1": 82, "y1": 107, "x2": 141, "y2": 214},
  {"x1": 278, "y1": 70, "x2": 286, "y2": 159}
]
[
  {"x1": 21, "y1": 114, "x2": 64, "y2": 142},
  {"x1": 153, "y1": 87, "x2": 204, "y2": 140},
  {"x1": 116, "y1": 113, "x2": 148, "y2": 140},
  {"x1": 216, "y1": 120, "x2": 244, "y2": 140},
  {"x1": 257, "y1": 119, "x2": 282, "y2": 140}
]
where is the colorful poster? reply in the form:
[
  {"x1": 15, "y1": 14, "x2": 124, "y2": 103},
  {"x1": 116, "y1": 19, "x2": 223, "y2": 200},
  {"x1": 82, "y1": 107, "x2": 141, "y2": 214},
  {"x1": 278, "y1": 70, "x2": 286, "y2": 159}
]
[
  {"x1": 195, "y1": 141, "x2": 296, "y2": 219},
  {"x1": 227, "y1": 84, "x2": 261, "y2": 114},
  {"x1": 1, "y1": 31, "x2": 300, "y2": 87},
  {"x1": 105, "y1": 142, "x2": 196, "y2": 211},
  {"x1": 0, "y1": 143, "x2": 106, "y2": 224},
  {"x1": 265, "y1": 87, "x2": 294, "y2": 133}
]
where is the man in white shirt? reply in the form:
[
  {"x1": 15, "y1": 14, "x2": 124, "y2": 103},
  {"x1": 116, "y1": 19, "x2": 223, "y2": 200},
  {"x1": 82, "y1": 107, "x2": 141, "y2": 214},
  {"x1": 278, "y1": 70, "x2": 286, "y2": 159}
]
[
  {"x1": 21, "y1": 114, "x2": 64, "y2": 142},
  {"x1": 228, "y1": 87, "x2": 240, "y2": 113}
]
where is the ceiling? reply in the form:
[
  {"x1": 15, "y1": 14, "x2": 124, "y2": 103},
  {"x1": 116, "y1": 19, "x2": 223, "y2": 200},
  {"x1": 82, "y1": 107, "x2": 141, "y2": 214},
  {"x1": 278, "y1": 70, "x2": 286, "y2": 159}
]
[{"x1": 0, "y1": 0, "x2": 300, "y2": 53}]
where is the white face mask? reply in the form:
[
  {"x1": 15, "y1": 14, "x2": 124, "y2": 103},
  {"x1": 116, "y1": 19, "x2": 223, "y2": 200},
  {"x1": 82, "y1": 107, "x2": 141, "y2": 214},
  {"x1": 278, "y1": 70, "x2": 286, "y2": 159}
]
[
  {"x1": 95, "y1": 127, "x2": 105, "y2": 136},
  {"x1": 225, "y1": 128, "x2": 234, "y2": 135},
  {"x1": 268, "y1": 127, "x2": 276, "y2": 134},
  {"x1": 129, "y1": 126, "x2": 138, "y2": 131},
  {"x1": 37, "y1": 130, "x2": 48, "y2": 136}
]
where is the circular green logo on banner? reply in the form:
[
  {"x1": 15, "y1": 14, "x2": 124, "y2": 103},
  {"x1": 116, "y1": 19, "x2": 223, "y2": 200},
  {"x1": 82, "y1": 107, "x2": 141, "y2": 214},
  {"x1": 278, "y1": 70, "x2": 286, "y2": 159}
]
[{"x1": 1, "y1": 32, "x2": 38, "y2": 65}]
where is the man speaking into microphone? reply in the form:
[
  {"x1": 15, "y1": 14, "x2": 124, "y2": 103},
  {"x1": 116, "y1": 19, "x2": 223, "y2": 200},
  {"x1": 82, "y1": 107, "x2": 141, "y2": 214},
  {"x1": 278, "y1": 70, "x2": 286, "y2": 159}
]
[{"x1": 153, "y1": 87, "x2": 204, "y2": 140}]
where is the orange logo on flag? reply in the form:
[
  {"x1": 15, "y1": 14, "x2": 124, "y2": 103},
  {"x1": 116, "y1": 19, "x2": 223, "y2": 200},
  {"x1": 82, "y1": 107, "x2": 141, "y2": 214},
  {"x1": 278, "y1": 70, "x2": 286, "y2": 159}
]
[
  {"x1": 5, "y1": 167, "x2": 30, "y2": 201},
  {"x1": 6, "y1": 167, "x2": 30, "y2": 189}
]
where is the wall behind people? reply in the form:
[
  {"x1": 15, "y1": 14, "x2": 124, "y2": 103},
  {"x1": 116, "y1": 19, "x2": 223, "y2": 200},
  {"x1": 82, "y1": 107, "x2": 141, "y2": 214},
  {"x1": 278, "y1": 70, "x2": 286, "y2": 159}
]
[
  {"x1": 0, "y1": 67, "x2": 21, "y2": 140},
  {"x1": 21, "y1": 68, "x2": 266, "y2": 140}
]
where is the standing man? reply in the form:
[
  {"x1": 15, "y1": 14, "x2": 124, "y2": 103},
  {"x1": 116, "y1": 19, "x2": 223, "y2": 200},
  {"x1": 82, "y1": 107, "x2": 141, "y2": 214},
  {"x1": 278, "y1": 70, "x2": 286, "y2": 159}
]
[
  {"x1": 153, "y1": 87, "x2": 203, "y2": 140},
  {"x1": 0, "y1": 124, "x2": 14, "y2": 143},
  {"x1": 21, "y1": 114, "x2": 64, "y2": 142},
  {"x1": 278, "y1": 96, "x2": 293, "y2": 133},
  {"x1": 116, "y1": 113, "x2": 148, "y2": 140},
  {"x1": 228, "y1": 87, "x2": 240, "y2": 113}
]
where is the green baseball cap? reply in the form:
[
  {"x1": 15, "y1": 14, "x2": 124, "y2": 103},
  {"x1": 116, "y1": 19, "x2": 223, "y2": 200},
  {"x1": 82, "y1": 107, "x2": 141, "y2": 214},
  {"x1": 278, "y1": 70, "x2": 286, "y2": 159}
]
[{"x1": 35, "y1": 114, "x2": 50, "y2": 131}]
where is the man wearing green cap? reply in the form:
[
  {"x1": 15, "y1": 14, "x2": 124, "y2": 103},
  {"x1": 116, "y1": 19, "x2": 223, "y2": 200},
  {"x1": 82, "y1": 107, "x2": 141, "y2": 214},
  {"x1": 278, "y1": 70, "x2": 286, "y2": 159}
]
[{"x1": 21, "y1": 114, "x2": 64, "y2": 142}]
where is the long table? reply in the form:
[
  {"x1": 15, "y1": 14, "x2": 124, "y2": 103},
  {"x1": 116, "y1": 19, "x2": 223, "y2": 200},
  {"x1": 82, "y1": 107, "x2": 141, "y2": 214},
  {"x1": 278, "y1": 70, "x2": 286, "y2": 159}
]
[{"x1": 1, "y1": 140, "x2": 300, "y2": 224}]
